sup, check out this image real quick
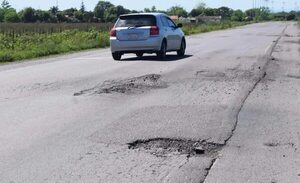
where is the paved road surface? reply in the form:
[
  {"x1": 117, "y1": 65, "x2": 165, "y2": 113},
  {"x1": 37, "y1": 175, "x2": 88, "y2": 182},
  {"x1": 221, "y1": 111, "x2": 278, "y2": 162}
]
[{"x1": 0, "y1": 22, "x2": 299, "y2": 183}]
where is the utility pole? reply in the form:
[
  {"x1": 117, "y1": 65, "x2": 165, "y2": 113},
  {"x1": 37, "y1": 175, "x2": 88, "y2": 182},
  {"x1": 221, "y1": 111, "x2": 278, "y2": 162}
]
[
  {"x1": 265, "y1": 0, "x2": 269, "y2": 9},
  {"x1": 271, "y1": 0, "x2": 274, "y2": 12},
  {"x1": 295, "y1": 2, "x2": 298, "y2": 11},
  {"x1": 282, "y1": 1, "x2": 285, "y2": 12}
]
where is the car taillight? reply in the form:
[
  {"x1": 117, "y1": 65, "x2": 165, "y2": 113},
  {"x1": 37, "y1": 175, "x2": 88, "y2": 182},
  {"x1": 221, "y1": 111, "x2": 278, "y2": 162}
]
[
  {"x1": 150, "y1": 26, "x2": 159, "y2": 36},
  {"x1": 110, "y1": 28, "x2": 116, "y2": 37}
]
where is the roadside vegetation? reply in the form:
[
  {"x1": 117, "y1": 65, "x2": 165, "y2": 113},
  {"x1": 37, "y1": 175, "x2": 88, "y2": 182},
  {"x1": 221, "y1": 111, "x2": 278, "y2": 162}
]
[
  {"x1": 0, "y1": 0, "x2": 299, "y2": 63},
  {"x1": 181, "y1": 21, "x2": 251, "y2": 35},
  {"x1": 0, "y1": 29, "x2": 109, "y2": 62}
]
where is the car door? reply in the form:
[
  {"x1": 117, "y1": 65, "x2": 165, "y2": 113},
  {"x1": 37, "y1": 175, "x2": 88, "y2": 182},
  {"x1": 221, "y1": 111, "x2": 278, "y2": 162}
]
[
  {"x1": 166, "y1": 18, "x2": 182, "y2": 50},
  {"x1": 160, "y1": 16, "x2": 174, "y2": 50}
]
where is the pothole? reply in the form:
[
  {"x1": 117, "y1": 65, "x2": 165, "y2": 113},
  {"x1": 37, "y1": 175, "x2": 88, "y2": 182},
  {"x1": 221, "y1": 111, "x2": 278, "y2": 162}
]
[
  {"x1": 128, "y1": 138, "x2": 224, "y2": 157},
  {"x1": 74, "y1": 74, "x2": 167, "y2": 96}
]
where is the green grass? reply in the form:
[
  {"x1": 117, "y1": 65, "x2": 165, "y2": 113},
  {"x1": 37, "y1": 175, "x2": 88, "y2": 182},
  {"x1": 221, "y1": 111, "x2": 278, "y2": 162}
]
[
  {"x1": 0, "y1": 29, "x2": 109, "y2": 62},
  {"x1": 0, "y1": 21, "x2": 251, "y2": 63},
  {"x1": 182, "y1": 21, "x2": 251, "y2": 35}
]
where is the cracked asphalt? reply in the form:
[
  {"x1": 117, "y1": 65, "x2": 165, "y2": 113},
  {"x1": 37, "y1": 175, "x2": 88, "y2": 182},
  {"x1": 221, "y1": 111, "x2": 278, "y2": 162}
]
[{"x1": 0, "y1": 22, "x2": 299, "y2": 183}]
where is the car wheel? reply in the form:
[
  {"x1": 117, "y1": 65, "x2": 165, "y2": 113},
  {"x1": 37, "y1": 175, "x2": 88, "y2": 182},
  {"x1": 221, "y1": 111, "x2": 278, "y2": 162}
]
[
  {"x1": 157, "y1": 41, "x2": 167, "y2": 60},
  {"x1": 177, "y1": 39, "x2": 186, "y2": 57},
  {"x1": 136, "y1": 52, "x2": 144, "y2": 58},
  {"x1": 112, "y1": 52, "x2": 122, "y2": 61}
]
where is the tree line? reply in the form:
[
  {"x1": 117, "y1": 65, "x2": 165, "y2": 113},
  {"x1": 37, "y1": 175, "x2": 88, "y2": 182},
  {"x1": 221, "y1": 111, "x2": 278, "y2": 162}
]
[{"x1": 0, "y1": 0, "x2": 299, "y2": 23}]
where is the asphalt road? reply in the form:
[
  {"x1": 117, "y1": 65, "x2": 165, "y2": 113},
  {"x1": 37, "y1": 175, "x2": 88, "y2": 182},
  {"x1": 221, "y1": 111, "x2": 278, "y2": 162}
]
[{"x1": 0, "y1": 22, "x2": 299, "y2": 183}]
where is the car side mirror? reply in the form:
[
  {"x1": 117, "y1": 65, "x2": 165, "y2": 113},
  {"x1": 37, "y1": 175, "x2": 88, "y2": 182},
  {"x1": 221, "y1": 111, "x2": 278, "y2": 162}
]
[{"x1": 177, "y1": 23, "x2": 183, "y2": 28}]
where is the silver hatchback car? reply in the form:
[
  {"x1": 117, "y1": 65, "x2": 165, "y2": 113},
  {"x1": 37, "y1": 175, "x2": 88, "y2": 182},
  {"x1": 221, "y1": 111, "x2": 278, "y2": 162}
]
[{"x1": 110, "y1": 13, "x2": 186, "y2": 60}]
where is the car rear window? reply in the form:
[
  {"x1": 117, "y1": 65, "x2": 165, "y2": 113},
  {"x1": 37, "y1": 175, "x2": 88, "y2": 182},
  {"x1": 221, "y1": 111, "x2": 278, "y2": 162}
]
[{"x1": 115, "y1": 15, "x2": 157, "y2": 27}]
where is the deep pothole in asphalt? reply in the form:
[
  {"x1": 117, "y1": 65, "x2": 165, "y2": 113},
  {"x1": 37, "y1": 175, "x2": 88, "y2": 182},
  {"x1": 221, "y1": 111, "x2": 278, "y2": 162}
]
[
  {"x1": 128, "y1": 138, "x2": 224, "y2": 157},
  {"x1": 74, "y1": 74, "x2": 167, "y2": 96}
]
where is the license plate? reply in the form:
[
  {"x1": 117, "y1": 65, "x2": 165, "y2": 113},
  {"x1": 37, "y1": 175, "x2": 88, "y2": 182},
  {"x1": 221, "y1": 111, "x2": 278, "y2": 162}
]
[{"x1": 128, "y1": 33, "x2": 139, "y2": 40}]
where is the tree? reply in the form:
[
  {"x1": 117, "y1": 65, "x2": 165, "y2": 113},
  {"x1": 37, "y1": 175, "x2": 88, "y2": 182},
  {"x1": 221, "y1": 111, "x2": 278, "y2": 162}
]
[
  {"x1": 245, "y1": 8, "x2": 256, "y2": 20},
  {"x1": 151, "y1": 6, "x2": 156, "y2": 12},
  {"x1": 1, "y1": 0, "x2": 10, "y2": 9},
  {"x1": 19, "y1": 7, "x2": 36, "y2": 23},
  {"x1": 50, "y1": 6, "x2": 58, "y2": 15},
  {"x1": 80, "y1": 0, "x2": 85, "y2": 13},
  {"x1": 258, "y1": 7, "x2": 271, "y2": 21},
  {"x1": 231, "y1": 9, "x2": 245, "y2": 21},
  {"x1": 286, "y1": 11, "x2": 296, "y2": 21},
  {"x1": 195, "y1": 2, "x2": 206, "y2": 13},
  {"x1": 104, "y1": 6, "x2": 117, "y2": 22},
  {"x1": 35, "y1": 10, "x2": 51, "y2": 22},
  {"x1": 4, "y1": 9, "x2": 19, "y2": 22},
  {"x1": 83, "y1": 11, "x2": 94, "y2": 22},
  {"x1": 204, "y1": 8, "x2": 215, "y2": 16},
  {"x1": 189, "y1": 2, "x2": 206, "y2": 17},
  {"x1": 63, "y1": 8, "x2": 77, "y2": 17},
  {"x1": 216, "y1": 7, "x2": 233, "y2": 19},
  {"x1": 167, "y1": 6, "x2": 188, "y2": 17},
  {"x1": 0, "y1": 9, "x2": 4, "y2": 22},
  {"x1": 144, "y1": 8, "x2": 151, "y2": 13},
  {"x1": 131, "y1": 10, "x2": 139, "y2": 13},
  {"x1": 56, "y1": 12, "x2": 67, "y2": 22},
  {"x1": 94, "y1": 1, "x2": 114, "y2": 21},
  {"x1": 189, "y1": 9, "x2": 200, "y2": 17},
  {"x1": 115, "y1": 5, "x2": 129, "y2": 16},
  {"x1": 74, "y1": 11, "x2": 83, "y2": 21}
]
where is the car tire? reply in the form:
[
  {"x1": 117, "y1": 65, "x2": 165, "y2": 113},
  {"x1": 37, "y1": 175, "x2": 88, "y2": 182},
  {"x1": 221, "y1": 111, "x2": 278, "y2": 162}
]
[
  {"x1": 157, "y1": 41, "x2": 167, "y2": 60},
  {"x1": 136, "y1": 52, "x2": 144, "y2": 58},
  {"x1": 177, "y1": 39, "x2": 186, "y2": 57},
  {"x1": 112, "y1": 52, "x2": 122, "y2": 61}
]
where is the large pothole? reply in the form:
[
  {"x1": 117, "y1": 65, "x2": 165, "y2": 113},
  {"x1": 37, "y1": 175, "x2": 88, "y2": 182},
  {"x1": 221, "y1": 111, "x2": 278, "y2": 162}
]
[
  {"x1": 74, "y1": 74, "x2": 167, "y2": 96},
  {"x1": 128, "y1": 138, "x2": 224, "y2": 157}
]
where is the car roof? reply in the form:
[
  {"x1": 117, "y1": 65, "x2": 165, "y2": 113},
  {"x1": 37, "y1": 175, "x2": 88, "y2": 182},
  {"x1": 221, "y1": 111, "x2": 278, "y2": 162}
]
[{"x1": 120, "y1": 13, "x2": 167, "y2": 17}]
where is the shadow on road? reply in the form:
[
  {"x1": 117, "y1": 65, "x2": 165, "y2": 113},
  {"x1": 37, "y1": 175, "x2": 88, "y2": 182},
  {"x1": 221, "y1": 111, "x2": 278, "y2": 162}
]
[{"x1": 121, "y1": 54, "x2": 193, "y2": 62}]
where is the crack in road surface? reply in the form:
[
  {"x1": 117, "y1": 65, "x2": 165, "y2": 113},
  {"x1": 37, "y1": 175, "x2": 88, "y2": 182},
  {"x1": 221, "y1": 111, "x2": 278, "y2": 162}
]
[
  {"x1": 201, "y1": 25, "x2": 289, "y2": 183},
  {"x1": 74, "y1": 74, "x2": 167, "y2": 96}
]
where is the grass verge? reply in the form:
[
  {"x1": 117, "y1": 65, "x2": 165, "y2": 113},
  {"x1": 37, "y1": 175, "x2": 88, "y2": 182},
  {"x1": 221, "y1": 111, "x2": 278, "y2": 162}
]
[{"x1": 182, "y1": 21, "x2": 251, "y2": 35}]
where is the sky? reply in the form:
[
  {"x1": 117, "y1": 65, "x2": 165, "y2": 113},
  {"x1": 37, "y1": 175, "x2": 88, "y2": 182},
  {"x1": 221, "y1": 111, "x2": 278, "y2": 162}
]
[{"x1": 6, "y1": 0, "x2": 299, "y2": 12}]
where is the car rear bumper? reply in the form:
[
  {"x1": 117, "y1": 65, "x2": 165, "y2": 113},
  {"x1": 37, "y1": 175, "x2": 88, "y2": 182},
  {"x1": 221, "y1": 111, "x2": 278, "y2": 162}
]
[{"x1": 110, "y1": 36, "x2": 162, "y2": 53}]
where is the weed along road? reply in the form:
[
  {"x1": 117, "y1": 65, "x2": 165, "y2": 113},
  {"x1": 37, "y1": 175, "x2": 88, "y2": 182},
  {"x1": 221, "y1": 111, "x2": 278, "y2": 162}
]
[{"x1": 0, "y1": 22, "x2": 299, "y2": 183}]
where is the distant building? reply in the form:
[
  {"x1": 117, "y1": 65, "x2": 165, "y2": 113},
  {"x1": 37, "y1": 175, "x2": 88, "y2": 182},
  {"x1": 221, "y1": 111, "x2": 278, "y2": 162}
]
[
  {"x1": 179, "y1": 17, "x2": 190, "y2": 23},
  {"x1": 170, "y1": 15, "x2": 222, "y2": 24},
  {"x1": 170, "y1": 16, "x2": 198, "y2": 23},
  {"x1": 169, "y1": 15, "x2": 179, "y2": 21},
  {"x1": 197, "y1": 16, "x2": 222, "y2": 23}
]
